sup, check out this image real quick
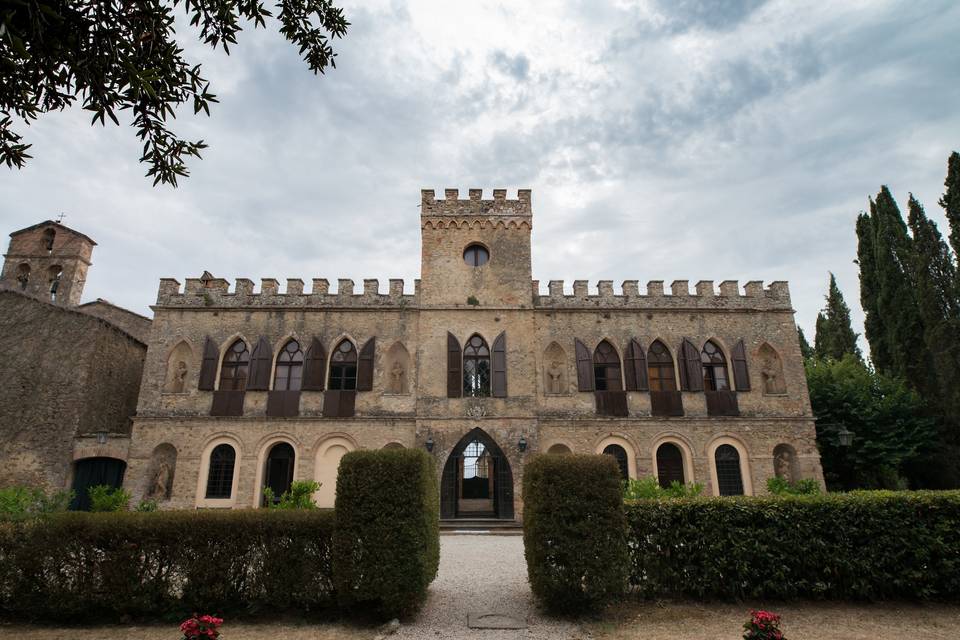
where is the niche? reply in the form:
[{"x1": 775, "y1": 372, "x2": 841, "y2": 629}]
[
  {"x1": 163, "y1": 341, "x2": 194, "y2": 393},
  {"x1": 758, "y1": 343, "x2": 787, "y2": 395},
  {"x1": 773, "y1": 443, "x2": 800, "y2": 483},
  {"x1": 383, "y1": 341, "x2": 411, "y2": 395},
  {"x1": 146, "y1": 443, "x2": 177, "y2": 501},
  {"x1": 543, "y1": 342, "x2": 569, "y2": 395}
]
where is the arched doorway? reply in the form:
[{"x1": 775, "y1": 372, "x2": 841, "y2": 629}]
[
  {"x1": 441, "y1": 428, "x2": 514, "y2": 520},
  {"x1": 70, "y1": 457, "x2": 126, "y2": 511},
  {"x1": 262, "y1": 442, "x2": 295, "y2": 505},
  {"x1": 602, "y1": 444, "x2": 629, "y2": 481}
]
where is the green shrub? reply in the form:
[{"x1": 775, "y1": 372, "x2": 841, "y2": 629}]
[
  {"x1": 0, "y1": 486, "x2": 73, "y2": 519},
  {"x1": 625, "y1": 491, "x2": 960, "y2": 600},
  {"x1": 332, "y1": 448, "x2": 439, "y2": 619},
  {"x1": 0, "y1": 510, "x2": 336, "y2": 621},
  {"x1": 766, "y1": 476, "x2": 822, "y2": 496},
  {"x1": 623, "y1": 476, "x2": 704, "y2": 500},
  {"x1": 134, "y1": 498, "x2": 159, "y2": 512},
  {"x1": 88, "y1": 485, "x2": 131, "y2": 512},
  {"x1": 263, "y1": 480, "x2": 321, "y2": 509},
  {"x1": 523, "y1": 454, "x2": 629, "y2": 613}
]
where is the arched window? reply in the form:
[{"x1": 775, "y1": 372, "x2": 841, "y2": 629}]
[
  {"x1": 714, "y1": 444, "x2": 744, "y2": 496},
  {"x1": 274, "y1": 339, "x2": 304, "y2": 391},
  {"x1": 15, "y1": 263, "x2": 30, "y2": 290},
  {"x1": 219, "y1": 339, "x2": 249, "y2": 390},
  {"x1": 593, "y1": 340, "x2": 622, "y2": 391},
  {"x1": 647, "y1": 341, "x2": 676, "y2": 391},
  {"x1": 42, "y1": 228, "x2": 55, "y2": 252},
  {"x1": 656, "y1": 443, "x2": 685, "y2": 488},
  {"x1": 701, "y1": 341, "x2": 729, "y2": 391},
  {"x1": 463, "y1": 334, "x2": 491, "y2": 397},
  {"x1": 329, "y1": 339, "x2": 357, "y2": 390},
  {"x1": 263, "y1": 442, "x2": 295, "y2": 505},
  {"x1": 47, "y1": 265, "x2": 62, "y2": 301},
  {"x1": 603, "y1": 444, "x2": 629, "y2": 481},
  {"x1": 463, "y1": 244, "x2": 489, "y2": 267},
  {"x1": 205, "y1": 444, "x2": 236, "y2": 499}
]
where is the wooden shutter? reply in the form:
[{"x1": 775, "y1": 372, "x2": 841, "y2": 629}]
[
  {"x1": 322, "y1": 390, "x2": 339, "y2": 417},
  {"x1": 624, "y1": 338, "x2": 649, "y2": 391},
  {"x1": 247, "y1": 336, "x2": 273, "y2": 390},
  {"x1": 302, "y1": 337, "x2": 327, "y2": 391},
  {"x1": 339, "y1": 390, "x2": 356, "y2": 417},
  {"x1": 356, "y1": 337, "x2": 376, "y2": 391},
  {"x1": 198, "y1": 337, "x2": 219, "y2": 390},
  {"x1": 678, "y1": 339, "x2": 703, "y2": 392},
  {"x1": 732, "y1": 339, "x2": 751, "y2": 391},
  {"x1": 211, "y1": 390, "x2": 244, "y2": 416},
  {"x1": 492, "y1": 331, "x2": 507, "y2": 398},
  {"x1": 267, "y1": 390, "x2": 300, "y2": 417},
  {"x1": 575, "y1": 339, "x2": 594, "y2": 391},
  {"x1": 447, "y1": 333, "x2": 462, "y2": 398}
]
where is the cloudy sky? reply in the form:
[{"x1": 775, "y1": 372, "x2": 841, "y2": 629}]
[{"x1": 3, "y1": 0, "x2": 958, "y2": 344}]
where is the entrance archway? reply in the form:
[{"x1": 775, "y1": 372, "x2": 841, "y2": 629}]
[
  {"x1": 70, "y1": 457, "x2": 126, "y2": 511},
  {"x1": 262, "y1": 442, "x2": 295, "y2": 505},
  {"x1": 441, "y1": 428, "x2": 514, "y2": 520}
]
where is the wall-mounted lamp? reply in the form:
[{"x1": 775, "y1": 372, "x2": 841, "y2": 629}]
[
  {"x1": 96, "y1": 431, "x2": 108, "y2": 445},
  {"x1": 518, "y1": 435, "x2": 527, "y2": 453},
  {"x1": 837, "y1": 427, "x2": 855, "y2": 447},
  {"x1": 425, "y1": 435, "x2": 435, "y2": 453}
]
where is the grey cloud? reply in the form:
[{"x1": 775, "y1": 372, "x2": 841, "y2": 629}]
[{"x1": 490, "y1": 50, "x2": 530, "y2": 80}]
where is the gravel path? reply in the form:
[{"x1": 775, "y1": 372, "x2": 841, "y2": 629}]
[{"x1": 395, "y1": 535, "x2": 582, "y2": 640}]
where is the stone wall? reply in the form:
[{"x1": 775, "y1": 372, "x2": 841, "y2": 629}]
[{"x1": 78, "y1": 299, "x2": 153, "y2": 343}]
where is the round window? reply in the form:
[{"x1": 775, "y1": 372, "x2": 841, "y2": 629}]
[{"x1": 463, "y1": 244, "x2": 489, "y2": 267}]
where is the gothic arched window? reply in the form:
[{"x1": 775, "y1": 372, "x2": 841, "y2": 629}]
[
  {"x1": 463, "y1": 334, "x2": 491, "y2": 397},
  {"x1": 274, "y1": 339, "x2": 304, "y2": 391},
  {"x1": 205, "y1": 444, "x2": 236, "y2": 499},
  {"x1": 647, "y1": 340, "x2": 676, "y2": 391},
  {"x1": 219, "y1": 339, "x2": 250, "y2": 391},
  {"x1": 593, "y1": 340, "x2": 622, "y2": 391},
  {"x1": 329, "y1": 339, "x2": 358, "y2": 390},
  {"x1": 701, "y1": 340, "x2": 730, "y2": 391}
]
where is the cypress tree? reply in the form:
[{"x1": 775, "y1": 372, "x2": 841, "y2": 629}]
[
  {"x1": 797, "y1": 326, "x2": 814, "y2": 360},
  {"x1": 940, "y1": 151, "x2": 960, "y2": 259},
  {"x1": 813, "y1": 273, "x2": 862, "y2": 361}
]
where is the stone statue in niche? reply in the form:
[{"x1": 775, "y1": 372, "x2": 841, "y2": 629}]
[
  {"x1": 168, "y1": 361, "x2": 188, "y2": 393},
  {"x1": 390, "y1": 361, "x2": 405, "y2": 394},
  {"x1": 774, "y1": 449, "x2": 794, "y2": 481},
  {"x1": 149, "y1": 461, "x2": 172, "y2": 499},
  {"x1": 547, "y1": 361, "x2": 563, "y2": 394},
  {"x1": 760, "y1": 352, "x2": 786, "y2": 394}
]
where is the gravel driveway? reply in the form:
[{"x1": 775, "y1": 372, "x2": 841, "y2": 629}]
[{"x1": 395, "y1": 535, "x2": 582, "y2": 640}]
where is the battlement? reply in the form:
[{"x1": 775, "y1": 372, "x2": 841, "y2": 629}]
[
  {"x1": 532, "y1": 279, "x2": 793, "y2": 311},
  {"x1": 156, "y1": 276, "x2": 418, "y2": 308},
  {"x1": 421, "y1": 188, "x2": 532, "y2": 217}
]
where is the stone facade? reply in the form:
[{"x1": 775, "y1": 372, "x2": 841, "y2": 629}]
[{"x1": 127, "y1": 189, "x2": 823, "y2": 517}]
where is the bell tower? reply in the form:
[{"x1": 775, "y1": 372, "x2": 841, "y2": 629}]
[
  {"x1": 1, "y1": 220, "x2": 96, "y2": 306},
  {"x1": 419, "y1": 188, "x2": 533, "y2": 307}
]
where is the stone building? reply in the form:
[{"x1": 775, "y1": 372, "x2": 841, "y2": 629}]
[
  {"x1": 0, "y1": 221, "x2": 149, "y2": 509},
  {"x1": 126, "y1": 189, "x2": 823, "y2": 518}
]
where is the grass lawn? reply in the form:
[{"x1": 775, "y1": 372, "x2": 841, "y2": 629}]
[{"x1": 588, "y1": 600, "x2": 960, "y2": 640}]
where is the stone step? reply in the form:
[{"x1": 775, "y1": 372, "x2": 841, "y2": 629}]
[{"x1": 439, "y1": 519, "x2": 523, "y2": 535}]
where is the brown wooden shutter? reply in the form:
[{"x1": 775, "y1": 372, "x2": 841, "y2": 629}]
[
  {"x1": 492, "y1": 331, "x2": 507, "y2": 398},
  {"x1": 447, "y1": 333, "x2": 462, "y2": 398},
  {"x1": 575, "y1": 339, "x2": 594, "y2": 391},
  {"x1": 247, "y1": 336, "x2": 273, "y2": 390},
  {"x1": 624, "y1": 338, "x2": 649, "y2": 391},
  {"x1": 322, "y1": 389, "x2": 339, "y2": 417},
  {"x1": 198, "y1": 337, "x2": 219, "y2": 391},
  {"x1": 267, "y1": 390, "x2": 300, "y2": 417},
  {"x1": 356, "y1": 337, "x2": 376, "y2": 391},
  {"x1": 732, "y1": 339, "x2": 751, "y2": 391},
  {"x1": 339, "y1": 390, "x2": 357, "y2": 417},
  {"x1": 302, "y1": 337, "x2": 327, "y2": 391},
  {"x1": 678, "y1": 339, "x2": 703, "y2": 392}
]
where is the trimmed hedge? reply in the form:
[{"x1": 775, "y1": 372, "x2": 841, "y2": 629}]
[
  {"x1": 333, "y1": 448, "x2": 439, "y2": 618},
  {"x1": 0, "y1": 510, "x2": 336, "y2": 621},
  {"x1": 523, "y1": 454, "x2": 629, "y2": 613},
  {"x1": 626, "y1": 491, "x2": 960, "y2": 600}
]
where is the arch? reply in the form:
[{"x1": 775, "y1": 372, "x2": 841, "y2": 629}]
[
  {"x1": 219, "y1": 338, "x2": 250, "y2": 391},
  {"x1": 196, "y1": 436, "x2": 242, "y2": 507},
  {"x1": 647, "y1": 339, "x2": 678, "y2": 391},
  {"x1": 651, "y1": 434, "x2": 695, "y2": 487},
  {"x1": 654, "y1": 443, "x2": 685, "y2": 488},
  {"x1": 261, "y1": 441, "x2": 296, "y2": 506},
  {"x1": 773, "y1": 443, "x2": 800, "y2": 483},
  {"x1": 546, "y1": 443, "x2": 572, "y2": 455},
  {"x1": 70, "y1": 457, "x2": 126, "y2": 511},
  {"x1": 595, "y1": 434, "x2": 637, "y2": 480},
  {"x1": 146, "y1": 443, "x2": 177, "y2": 501},
  {"x1": 273, "y1": 338, "x2": 304, "y2": 391},
  {"x1": 383, "y1": 441, "x2": 405, "y2": 449},
  {"x1": 328, "y1": 337, "x2": 358, "y2": 390},
  {"x1": 163, "y1": 340, "x2": 193, "y2": 393},
  {"x1": 707, "y1": 436, "x2": 753, "y2": 496},
  {"x1": 440, "y1": 427, "x2": 514, "y2": 519},
  {"x1": 15, "y1": 263, "x2": 29, "y2": 290},
  {"x1": 758, "y1": 343, "x2": 787, "y2": 395},
  {"x1": 47, "y1": 264, "x2": 62, "y2": 301},
  {"x1": 42, "y1": 227, "x2": 56, "y2": 251},
  {"x1": 701, "y1": 339, "x2": 730, "y2": 391},
  {"x1": 384, "y1": 341, "x2": 411, "y2": 395},
  {"x1": 543, "y1": 341, "x2": 569, "y2": 395},
  {"x1": 593, "y1": 339, "x2": 623, "y2": 391},
  {"x1": 314, "y1": 435, "x2": 355, "y2": 508},
  {"x1": 463, "y1": 333, "x2": 491, "y2": 397}
]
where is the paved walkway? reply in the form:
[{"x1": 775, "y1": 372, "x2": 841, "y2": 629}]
[{"x1": 395, "y1": 535, "x2": 581, "y2": 640}]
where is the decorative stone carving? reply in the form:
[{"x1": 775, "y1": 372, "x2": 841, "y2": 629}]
[
  {"x1": 163, "y1": 341, "x2": 193, "y2": 393},
  {"x1": 547, "y1": 360, "x2": 563, "y2": 394},
  {"x1": 390, "y1": 361, "x2": 405, "y2": 394},
  {"x1": 146, "y1": 443, "x2": 177, "y2": 501},
  {"x1": 773, "y1": 444, "x2": 799, "y2": 483},
  {"x1": 543, "y1": 342, "x2": 568, "y2": 395},
  {"x1": 465, "y1": 399, "x2": 487, "y2": 419},
  {"x1": 149, "y1": 461, "x2": 172, "y2": 499},
  {"x1": 759, "y1": 343, "x2": 786, "y2": 394}
]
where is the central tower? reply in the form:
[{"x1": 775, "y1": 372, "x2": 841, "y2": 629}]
[{"x1": 419, "y1": 188, "x2": 533, "y2": 307}]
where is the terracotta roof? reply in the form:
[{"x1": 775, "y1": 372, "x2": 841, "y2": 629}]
[{"x1": 9, "y1": 221, "x2": 97, "y2": 246}]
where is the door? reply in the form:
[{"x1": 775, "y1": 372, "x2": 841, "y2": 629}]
[
  {"x1": 263, "y1": 442, "x2": 295, "y2": 505},
  {"x1": 440, "y1": 428, "x2": 514, "y2": 519},
  {"x1": 70, "y1": 457, "x2": 127, "y2": 511}
]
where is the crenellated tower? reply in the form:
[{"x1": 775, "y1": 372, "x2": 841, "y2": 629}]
[
  {"x1": 419, "y1": 188, "x2": 533, "y2": 307},
  {"x1": 0, "y1": 221, "x2": 95, "y2": 306}
]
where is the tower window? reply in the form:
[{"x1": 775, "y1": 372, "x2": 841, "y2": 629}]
[{"x1": 463, "y1": 244, "x2": 489, "y2": 267}]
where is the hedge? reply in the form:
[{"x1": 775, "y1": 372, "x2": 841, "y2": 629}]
[
  {"x1": 523, "y1": 454, "x2": 629, "y2": 613},
  {"x1": 0, "y1": 510, "x2": 336, "y2": 621},
  {"x1": 333, "y1": 448, "x2": 439, "y2": 618},
  {"x1": 626, "y1": 491, "x2": 960, "y2": 600}
]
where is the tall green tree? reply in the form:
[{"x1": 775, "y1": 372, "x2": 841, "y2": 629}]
[
  {"x1": 797, "y1": 326, "x2": 814, "y2": 360},
  {"x1": 1, "y1": 1, "x2": 348, "y2": 186},
  {"x1": 940, "y1": 151, "x2": 960, "y2": 259},
  {"x1": 813, "y1": 273, "x2": 861, "y2": 361}
]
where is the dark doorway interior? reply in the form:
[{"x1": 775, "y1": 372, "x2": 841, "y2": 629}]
[
  {"x1": 263, "y1": 442, "x2": 295, "y2": 505},
  {"x1": 440, "y1": 428, "x2": 514, "y2": 520},
  {"x1": 70, "y1": 457, "x2": 127, "y2": 510}
]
